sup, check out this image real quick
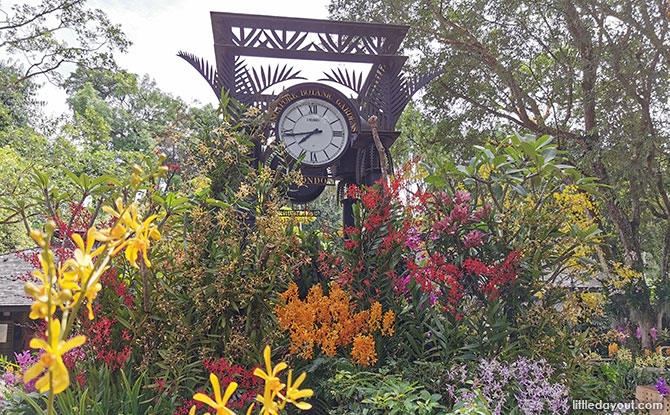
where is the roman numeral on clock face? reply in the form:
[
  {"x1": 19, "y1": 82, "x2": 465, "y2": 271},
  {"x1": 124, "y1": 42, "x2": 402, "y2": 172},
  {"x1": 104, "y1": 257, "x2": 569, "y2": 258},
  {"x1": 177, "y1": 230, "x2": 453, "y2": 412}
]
[{"x1": 276, "y1": 96, "x2": 352, "y2": 167}]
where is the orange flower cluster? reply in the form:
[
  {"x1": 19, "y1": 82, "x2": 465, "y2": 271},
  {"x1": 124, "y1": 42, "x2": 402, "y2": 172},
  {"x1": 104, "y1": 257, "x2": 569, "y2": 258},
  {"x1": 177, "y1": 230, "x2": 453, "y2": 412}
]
[
  {"x1": 351, "y1": 334, "x2": 376, "y2": 367},
  {"x1": 275, "y1": 283, "x2": 395, "y2": 366},
  {"x1": 608, "y1": 343, "x2": 619, "y2": 356}
]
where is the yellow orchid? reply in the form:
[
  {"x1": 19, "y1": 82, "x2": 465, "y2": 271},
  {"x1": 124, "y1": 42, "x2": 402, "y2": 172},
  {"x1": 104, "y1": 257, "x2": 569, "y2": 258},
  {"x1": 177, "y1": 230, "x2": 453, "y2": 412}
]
[
  {"x1": 95, "y1": 222, "x2": 127, "y2": 244},
  {"x1": 103, "y1": 198, "x2": 140, "y2": 230},
  {"x1": 277, "y1": 370, "x2": 313, "y2": 410},
  {"x1": 100, "y1": 198, "x2": 161, "y2": 268},
  {"x1": 255, "y1": 387, "x2": 279, "y2": 415},
  {"x1": 29, "y1": 301, "x2": 53, "y2": 320},
  {"x1": 82, "y1": 281, "x2": 102, "y2": 320},
  {"x1": 58, "y1": 262, "x2": 81, "y2": 293},
  {"x1": 253, "y1": 346, "x2": 287, "y2": 393},
  {"x1": 31, "y1": 254, "x2": 50, "y2": 286},
  {"x1": 26, "y1": 256, "x2": 56, "y2": 318},
  {"x1": 23, "y1": 319, "x2": 86, "y2": 394},
  {"x1": 192, "y1": 373, "x2": 238, "y2": 415},
  {"x1": 123, "y1": 214, "x2": 161, "y2": 268},
  {"x1": 70, "y1": 228, "x2": 106, "y2": 271}
]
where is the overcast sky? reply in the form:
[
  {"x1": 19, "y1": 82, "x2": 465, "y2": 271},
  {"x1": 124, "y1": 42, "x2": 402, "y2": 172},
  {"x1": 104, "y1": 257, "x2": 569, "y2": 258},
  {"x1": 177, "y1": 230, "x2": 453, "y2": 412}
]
[{"x1": 41, "y1": 0, "x2": 333, "y2": 114}]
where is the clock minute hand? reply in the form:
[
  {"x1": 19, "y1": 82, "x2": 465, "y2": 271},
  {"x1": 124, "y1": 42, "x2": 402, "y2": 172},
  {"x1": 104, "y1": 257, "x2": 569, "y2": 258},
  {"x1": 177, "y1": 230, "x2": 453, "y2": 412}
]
[
  {"x1": 298, "y1": 128, "x2": 323, "y2": 144},
  {"x1": 284, "y1": 128, "x2": 322, "y2": 137}
]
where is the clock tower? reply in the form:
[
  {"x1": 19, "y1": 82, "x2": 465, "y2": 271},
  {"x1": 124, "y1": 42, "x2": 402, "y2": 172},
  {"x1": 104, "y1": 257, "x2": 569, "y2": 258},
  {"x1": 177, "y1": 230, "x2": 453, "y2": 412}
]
[{"x1": 178, "y1": 12, "x2": 442, "y2": 224}]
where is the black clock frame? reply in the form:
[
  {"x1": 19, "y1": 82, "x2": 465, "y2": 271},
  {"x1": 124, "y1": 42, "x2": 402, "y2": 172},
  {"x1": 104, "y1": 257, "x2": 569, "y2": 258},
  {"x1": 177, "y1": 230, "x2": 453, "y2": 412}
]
[
  {"x1": 179, "y1": 12, "x2": 443, "y2": 219},
  {"x1": 273, "y1": 82, "x2": 360, "y2": 169}
]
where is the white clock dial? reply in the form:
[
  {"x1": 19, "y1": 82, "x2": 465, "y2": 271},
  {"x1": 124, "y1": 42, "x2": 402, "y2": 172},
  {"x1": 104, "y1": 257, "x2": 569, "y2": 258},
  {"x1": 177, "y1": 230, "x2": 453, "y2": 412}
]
[{"x1": 277, "y1": 98, "x2": 349, "y2": 167}]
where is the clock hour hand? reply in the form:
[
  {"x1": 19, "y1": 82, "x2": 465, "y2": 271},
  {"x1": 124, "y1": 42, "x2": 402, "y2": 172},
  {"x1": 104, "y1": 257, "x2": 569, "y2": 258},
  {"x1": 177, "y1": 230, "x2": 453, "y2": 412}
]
[
  {"x1": 297, "y1": 128, "x2": 323, "y2": 144},
  {"x1": 283, "y1": 128, "x2": 322, "y2": 138}
]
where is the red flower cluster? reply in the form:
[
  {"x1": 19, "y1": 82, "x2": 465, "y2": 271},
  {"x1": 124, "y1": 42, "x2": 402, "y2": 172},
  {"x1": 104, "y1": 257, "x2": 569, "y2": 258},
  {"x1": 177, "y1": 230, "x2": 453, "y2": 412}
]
[
  {"x1": 82, "y1": 313, "x2": 132, "y2": 371},
  {"x1": 462, "y1": 252, "x2": 521, "y2": 299},
  {"x1": 482, "y1": 251, "x2": 521, "y2": 299},
  {"x1": 406, "y1": 253, "x2": 464, "y2": 313},
  {"x1": 101, "y1": 268, "x2": 134, "y2": 308},
  {"x1": 175, "y1": 398, "x2": 206, "y2": 415},
  {"x1": 201, "y1": 358, "x2": 262, "y2": 410},
  {"x1": 402, "y1": 250, "x2": 521, "y2": 314}
]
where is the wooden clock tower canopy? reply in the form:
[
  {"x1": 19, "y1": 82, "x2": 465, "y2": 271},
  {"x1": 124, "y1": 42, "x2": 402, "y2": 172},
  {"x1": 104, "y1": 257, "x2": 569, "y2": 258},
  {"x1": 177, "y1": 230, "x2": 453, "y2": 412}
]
[{"x1": 178, "y1": 12, "x2": 441, "y2": 144}]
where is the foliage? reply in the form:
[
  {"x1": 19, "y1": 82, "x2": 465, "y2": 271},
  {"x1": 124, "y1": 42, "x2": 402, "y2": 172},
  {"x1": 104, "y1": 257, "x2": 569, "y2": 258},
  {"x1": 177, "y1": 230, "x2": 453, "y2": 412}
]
[
  {"x1": 64, "y1": 66, "x2": 198, "y2": 154},
  {"x1": 327, "y1": 368, "x2": 445, "y2": 415},
  {"x1": 0, "y1": 0, "x2": 129, "y2": 90},
  {"x1": 445, "y1": 391, "x2": 492, "y2": 415}
]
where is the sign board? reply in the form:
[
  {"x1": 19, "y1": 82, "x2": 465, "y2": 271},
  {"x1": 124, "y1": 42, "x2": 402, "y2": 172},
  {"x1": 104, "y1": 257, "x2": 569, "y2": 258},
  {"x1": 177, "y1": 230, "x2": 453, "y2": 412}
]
[{"x1": 279, "y1": 208, "x2": 318, "y2": 224}]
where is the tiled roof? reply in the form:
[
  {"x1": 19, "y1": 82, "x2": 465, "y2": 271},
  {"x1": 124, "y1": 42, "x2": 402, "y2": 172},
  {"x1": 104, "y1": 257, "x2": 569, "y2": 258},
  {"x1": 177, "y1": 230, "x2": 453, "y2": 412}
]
[{"x1": 0, "y1": 249, "x2": 38, "y2": 308}]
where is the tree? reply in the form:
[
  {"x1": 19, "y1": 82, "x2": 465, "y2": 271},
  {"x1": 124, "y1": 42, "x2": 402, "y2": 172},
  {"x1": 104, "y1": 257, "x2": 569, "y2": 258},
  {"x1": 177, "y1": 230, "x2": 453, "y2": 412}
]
[
  {"x1": 329, "y1": 0, "x2": 670, "y2": 342},
  {"x1": 0, "y1": 0, "x2": 129, "y2": 91},
  {"x1": 0, "y1": 63, "x2": 40, "y2": 129}
]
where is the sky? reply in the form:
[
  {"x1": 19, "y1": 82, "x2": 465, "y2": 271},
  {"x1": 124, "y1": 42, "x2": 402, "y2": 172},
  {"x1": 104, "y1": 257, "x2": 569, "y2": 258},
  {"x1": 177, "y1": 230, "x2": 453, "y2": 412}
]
[{"x1": 41, "y1": 0, "x2": 334, "y2": 115}]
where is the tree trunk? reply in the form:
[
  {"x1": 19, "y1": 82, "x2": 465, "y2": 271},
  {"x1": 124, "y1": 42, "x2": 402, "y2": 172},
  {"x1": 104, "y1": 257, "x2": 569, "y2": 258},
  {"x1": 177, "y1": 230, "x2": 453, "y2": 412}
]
[
  {"x1": 561, "y1": 0, "x2": 645, "y2": 270},
  {"x1": 661, "y1": 222, "x2": 670, "y2": 281}
]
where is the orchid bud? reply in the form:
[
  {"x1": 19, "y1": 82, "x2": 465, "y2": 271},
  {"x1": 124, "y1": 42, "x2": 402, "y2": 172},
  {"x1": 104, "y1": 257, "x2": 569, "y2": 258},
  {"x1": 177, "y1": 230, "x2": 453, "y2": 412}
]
[
  {"x1": 24, "y1": 282, "x2": 40, "y2": 297},
  {"x1": 132, "y1": 164, "x2": 145, "y2": 175},
  {"x1": 131, "y1": 173, "x2": 142, "y2": 186},
  {"x1": 58, "y1": 289, "x2": 73, "y2": 302},
  {"x1": 158, "y1": 152, "x2": 167, "y2": 162},
  {"x1": 30, "y1": 229, "x2": 45, "y2": 247},
  {"x1": 158, "y1": 166, "x2": 169, "y2": 176},
  {"x1": 45, "y1": 220, "x2": 57, "y2": 235}
]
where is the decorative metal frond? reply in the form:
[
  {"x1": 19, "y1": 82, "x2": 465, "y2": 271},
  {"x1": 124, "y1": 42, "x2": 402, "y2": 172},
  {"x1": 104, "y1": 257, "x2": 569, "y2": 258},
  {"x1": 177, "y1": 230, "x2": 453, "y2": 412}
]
[
  {"x1": 405, "y1": 69, "x2": 444, "y2": 97},
  {"x1": 359, "y1": 64, "x2": 405, "y2": 129},
  {"x1": 234, "y1": 57, "x2": 255, "y2": 98},
  {"x1": 247, "y1": 64, "x2": 305, "y2": 95},
  {"x1": 176, "y1": 51, "x2": 222, "y2": 98},
  {"x1": 360, "y1": 66, "x2": 444, "y2": 129},
  {"x1": 319, "y1": 67, "x2": 364, "y2": 94}
]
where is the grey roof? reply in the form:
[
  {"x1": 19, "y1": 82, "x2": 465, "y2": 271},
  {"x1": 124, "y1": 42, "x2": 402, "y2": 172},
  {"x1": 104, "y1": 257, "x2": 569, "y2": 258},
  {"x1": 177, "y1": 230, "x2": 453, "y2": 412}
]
[{"x1": 0, "y1": 249, "x2": 38, "y2": 308}]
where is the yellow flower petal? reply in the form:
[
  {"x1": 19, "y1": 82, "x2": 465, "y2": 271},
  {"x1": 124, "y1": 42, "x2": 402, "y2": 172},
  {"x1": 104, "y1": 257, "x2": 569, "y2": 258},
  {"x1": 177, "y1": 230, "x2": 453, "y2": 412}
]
[
  {"x1": 222, "y1": 381, "x2": 238, "y2": 406},
  {"x1": 85, "y1": 228, "x2": 96, "y2": 256},
  {"x1": 35, "y1": 372, "x2": 50, "y2": 392},
  {"x1": 293, "y1": 401, "x2": 312, "y2": 410},
  {"x1": 193, "y1": 393, "x2": 218, "y2": 409},
  {"x1": 50, "y1": 357, "x2": 70, "y2": 394},
  {"x1": 210, "y1": 373, "x2": 222, "y2": 404},
  {"x1": 72, "y1": 233, "x2": 85, "y2": 252},
  {"x1": 23, "y1": 361, "x2": 45, "y2": 383},
  {"x1": 272, "y1": 362, "x2": 287, "y2": 376},
  {"x1": 62, "y1": 335, "x2": 86, "y2": 353},
  {"x1": 30, "y1": 338, "x2": 48, "y2": 350},
  {"x1": 253, "y1": 367, "x2": 269, "y2": 380},
  {"x1": 292, "y1": 372, "x2": 306, "y2": 389},
  {"x1": 264, "y1": 345, "x2": 272, "y2": 373}
]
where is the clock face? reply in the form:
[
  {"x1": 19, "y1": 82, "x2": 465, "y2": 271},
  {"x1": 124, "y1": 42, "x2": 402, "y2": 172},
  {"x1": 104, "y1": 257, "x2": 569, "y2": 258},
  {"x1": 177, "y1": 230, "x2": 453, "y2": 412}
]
[{"x1": 277, "y1": 97, "x2": 350, "y2": 167}]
